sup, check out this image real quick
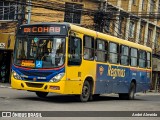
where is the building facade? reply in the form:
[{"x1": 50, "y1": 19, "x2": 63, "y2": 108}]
[{"x1": 0, "y1": 0, "x2": 160, "y2": 91}]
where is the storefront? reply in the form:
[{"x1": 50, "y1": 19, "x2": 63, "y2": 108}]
[
  {"x1": 0, "y1": 33, "x2": 15, "y2": 83},
  {"x1": 0, "y1": 50, "x2": 12, "y2": 83}
]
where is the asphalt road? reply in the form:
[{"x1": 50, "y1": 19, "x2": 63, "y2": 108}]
[{"x1": 0, "y1": 85, "x2": 160, "y2": 120}]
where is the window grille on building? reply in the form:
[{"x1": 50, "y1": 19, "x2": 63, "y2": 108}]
[
  {"x1": 0, "y1": 1, "x2": 18, "y2": 21},
  {"x1": 147, "y1": 29, "x2": 153, "y2": 47},
  {"x1": 142, "y1": 0, "x2": 145, "y2": 10},
  {"x1": 150, "y1": 0, "x2": 155, "y2": 14},
  {"x1": 64, "y1": 2, "x2": 83, "y2": 24},
  {"x1": 129, "y1": 21, "x2": 135, "y2": 38}
]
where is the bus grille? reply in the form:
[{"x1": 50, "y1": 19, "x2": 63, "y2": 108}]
[
  {"x1": 26, "y1": 83, "x2": 44, "y2": 88},
  {"x1": 20, "y1": 70, "x2": 52, "y2": 77}
]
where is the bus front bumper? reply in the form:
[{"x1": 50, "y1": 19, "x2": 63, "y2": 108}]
[{"x1": 11, "y1": 76, "x2": 82, "y2": 94}]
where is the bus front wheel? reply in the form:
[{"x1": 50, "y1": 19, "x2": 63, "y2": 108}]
[
  {"x1": 79, "y1": 81, "x2": 91, "y2": 102},
  {"x1": 35, "y1": 91, "x2": 48, "y2": 98}
]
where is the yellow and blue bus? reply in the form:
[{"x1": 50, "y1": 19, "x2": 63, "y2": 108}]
[{"x1": 11, "y1": 22, "x2": 152, "y2": 102}]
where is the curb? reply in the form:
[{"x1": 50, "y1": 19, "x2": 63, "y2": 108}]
[
  {"x1": 135, "y1": 92, "x2": 160, "y2": 96},
  {"x1": 0, "y1": 84, "x2": 11, "y2": 88}
]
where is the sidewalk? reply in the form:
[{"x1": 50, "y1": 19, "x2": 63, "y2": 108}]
[
  {"x1": 0, "y1": 83, "x2": 11, "y2": 88},
  {"x1": 136, "y1": 91, "x2": 160, "y2": 96}
]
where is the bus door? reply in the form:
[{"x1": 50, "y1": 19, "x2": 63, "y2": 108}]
[{"x1": 66, "y1": 32, "x2": 82, "y2": 94}]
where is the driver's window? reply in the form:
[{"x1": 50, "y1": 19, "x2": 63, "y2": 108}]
[{"x1": 68, "y1": 36, "x2": 82, "y2": 65}]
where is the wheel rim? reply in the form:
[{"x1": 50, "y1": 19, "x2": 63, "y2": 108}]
[{"x1": 82, "y1": 85, "x2": 89, "y2": 99}]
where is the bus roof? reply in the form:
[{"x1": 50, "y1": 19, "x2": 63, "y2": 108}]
[
  {"x1": 20, "y1": 22, "x2": 152, "y2": 52},
  {"x1": 69, "y1": 23, "x2": 152, "y2": 52},
  {"x1": 20, "y1": 22, "x2": 70, "y2": 27}
]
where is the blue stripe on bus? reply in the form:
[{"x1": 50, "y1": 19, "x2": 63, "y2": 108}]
[
  {"x1": 12, "y1": 65, "x2": 65, "y2": 82},
  {"x1": 95, "y1": 64, "x2": 151, "y2": 94}
]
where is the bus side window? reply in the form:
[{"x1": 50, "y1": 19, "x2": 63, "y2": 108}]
[
  {"x1": 109, "y1": 42, "x2": 119, "y2": 64},
  {"x1": 120, "y1": 45, "x2": 129, "y2": 65},
  {"x1": 139, "y1": 50, "x2": 146, "y2": 68},
  {"x1": 96, "y1": 39, "x2": 107, "y2": 62},
  {"x1": 130, "y1": 48, "x2": 138, "y2": 67},
  {"x1": 68, "y1": 36, "x2": 82, "y2": 65},
  {"x1": 147, "y1": 52, "x2": 151, "y2": 68},
  {"x1": 83, "y1": 35, "x2": 94, "y2": 60}
]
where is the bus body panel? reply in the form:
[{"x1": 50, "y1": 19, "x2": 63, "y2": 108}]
[{"x1": 95, "y1": 64, "x2": 151, "y2": 94}]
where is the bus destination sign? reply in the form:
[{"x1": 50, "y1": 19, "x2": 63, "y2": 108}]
[
  {"x1": 19, "y1": 24, "x2": 67, "y2": 35},
  {"x1": 24, "y1": 26, "x2": 60, "y2": 33}
]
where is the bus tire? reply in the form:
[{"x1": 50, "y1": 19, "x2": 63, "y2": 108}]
[
  {"x1": 35, "y1": 91, "x2": 48, "y2": 98},
  {"x1": 128, "y1": 82, "x2": 136, "y2": 100},
  {"x1": 119, "y1": 82, "x2": 136, "y2": 100},
  {"x1": 79, "y1": 81, "x2": 91, "y2": 102}
]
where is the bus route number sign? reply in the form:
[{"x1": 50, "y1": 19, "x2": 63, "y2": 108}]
[{"x1": 21, "y1": 60, "x2": 35, "y2": 67}]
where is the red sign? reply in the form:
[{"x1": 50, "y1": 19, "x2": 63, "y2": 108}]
[{"x1": 23, "y1": 27, "x2": 61, "y2": 33}]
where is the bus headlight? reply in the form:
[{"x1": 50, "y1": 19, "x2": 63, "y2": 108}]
[
  {"x1": 49, "y1": 73, "x2": 64, "y2": 82},
  {"x1": 12, "y1": 71, "x2": 22, "y2": 80}
]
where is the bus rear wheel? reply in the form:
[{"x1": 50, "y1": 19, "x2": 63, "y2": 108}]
[
  {"x1": 79, "y1": 81, "x2": 91, "y2": 102},
  {"x1": 119, "y1": 82, "x2": 136, "y2": 100},
  {"x1": 128, "y1": 82, "x2": 136, "y2": 100},
  {"x1": 35, "y1": 91, "x2": 48, "y2": 98}
]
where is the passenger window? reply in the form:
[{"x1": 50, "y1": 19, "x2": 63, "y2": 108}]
[
  {"x1": 96, "y1": 39, "x2": 107, "y2": 62},
  {"x1": 130, "y1": 48, "x2": 138, "y2": 67},
  {"x1": 83, "y1": 36, "x2": 94, "y2": 60},
  {"x1": 147, "y1": 52, "x2": 151, "y2": 68},
  {"x1": 68, "y1": 36, "x2": 82, "y2": 65},
  {"x1": 109, "y1": 42, "x2": 119, "y2": 64},
  {"x1": 120, "y1": 45, "x2": 129, "y2": 65},
  {"x1": 139, "y1": 50, "x2": 146, "y2": 68}
]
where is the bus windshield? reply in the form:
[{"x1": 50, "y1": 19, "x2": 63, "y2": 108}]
[{"x1": 14, "y1": 36, "x2": 65, "y2": 68}]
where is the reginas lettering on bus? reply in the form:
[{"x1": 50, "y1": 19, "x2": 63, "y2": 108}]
[
  {"x1": 107, "y1": 65, "x2": 126, "y2": 79},
  {"x1": 23, "y1": 27, "x2": 61, "y2": 33}
]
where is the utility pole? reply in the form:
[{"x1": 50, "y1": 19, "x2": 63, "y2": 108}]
[
  {"x1": 16, "y1": 0, "x2": 26, "y2": 35},
  {"x1": 27, "y1": 0, "x2": 31, "y2": 24},
  {"x1": 94, "y1": 0, "x2": 106, "y2": 32},
  {"x1": 102, "y1": 0, "x2": 107, "y2": 33}
]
